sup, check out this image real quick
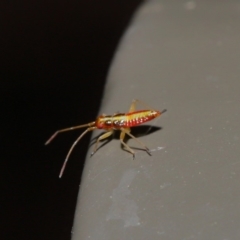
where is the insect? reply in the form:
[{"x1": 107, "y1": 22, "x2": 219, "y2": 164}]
[{"x1": 45, "y1": 99, "x2": 166, "y2": 177}]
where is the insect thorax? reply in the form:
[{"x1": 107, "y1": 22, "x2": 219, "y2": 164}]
[{"x1": 96, "y1": 114, "x2": 126, "y2": 129}]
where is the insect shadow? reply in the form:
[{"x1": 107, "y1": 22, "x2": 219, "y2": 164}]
[{"x1": 89, "y1": 125, "x2": 162, "y2": 154}]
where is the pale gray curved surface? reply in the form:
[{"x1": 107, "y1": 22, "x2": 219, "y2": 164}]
[{"x1": 72, "y1": 1, "x2": 240, "y2": 239}]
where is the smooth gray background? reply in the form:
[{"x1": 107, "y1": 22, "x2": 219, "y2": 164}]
[{"x1": 72, "y1": 1, "x2": 240, "y2": 239}]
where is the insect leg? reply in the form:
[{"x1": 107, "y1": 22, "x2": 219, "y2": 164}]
[
  {"x1": 120, "y1": 128, "x2": 135, "y2": 158},
  {"x1": 120, "y1": 127, "x2": 151, "y2": 156},
  {"x1": 128, "y1": 99, "x2": 138, "y2": 113},
  {"x1": 91, "y1": 130, "x2": 113, "y2": 156},
  {"x1": 59, "y1": 126, "x2": 96, "y2": 178},
  {"x1": 45, "y1": 121, "x2": 96, "y2": 145},
  {"x1": 129, "y1": 99, "x2": 157, "y2": 113}
]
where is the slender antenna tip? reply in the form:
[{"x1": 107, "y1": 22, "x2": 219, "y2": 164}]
[
  {"x1": 59, "y1": 169, "x2": 64, "y2": 178},
  {"x1": 59, "y1": 170, "x2": 63, "y2": 178},
  {"x1": 45, "y1": 137, "x2": 53, "y2": 145}
]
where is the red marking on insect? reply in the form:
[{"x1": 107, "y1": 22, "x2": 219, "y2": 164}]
[{"x1": 45, "y1": 100, "x2": 166, "y2": 178}]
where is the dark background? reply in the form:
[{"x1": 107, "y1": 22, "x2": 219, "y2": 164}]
[{"x1": 1, "y1": 1, "x2": 142, "y2": 239}]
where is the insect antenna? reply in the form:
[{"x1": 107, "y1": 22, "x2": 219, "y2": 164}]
[
  {"x1": 59, "y1": 126, "x2": 97, "y2": 178},
  {"x1": 45, "y1": 122, "x2": 96, "y2": 145}
]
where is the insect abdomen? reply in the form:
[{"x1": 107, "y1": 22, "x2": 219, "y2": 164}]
[{"x1": 125, "y1": 110, "x2": 160, "y2": 127}]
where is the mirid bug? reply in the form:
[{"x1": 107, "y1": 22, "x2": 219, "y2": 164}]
[{"x1": 45, "y1": 99, "x2": 166, "y2": 177}]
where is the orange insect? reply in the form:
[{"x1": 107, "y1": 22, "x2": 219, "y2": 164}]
[{"x1": 45, "y1": 99, "x2": 166, "y2": 177}]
